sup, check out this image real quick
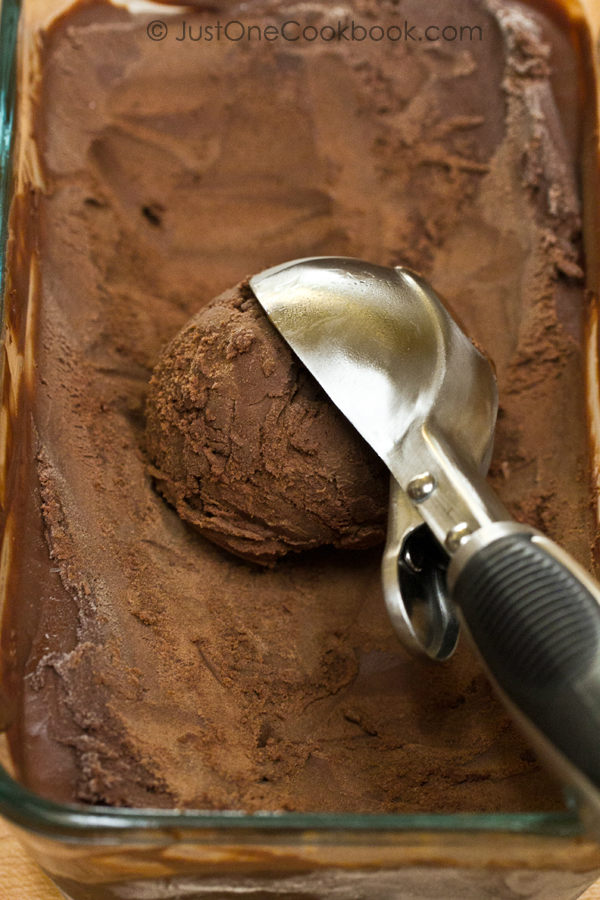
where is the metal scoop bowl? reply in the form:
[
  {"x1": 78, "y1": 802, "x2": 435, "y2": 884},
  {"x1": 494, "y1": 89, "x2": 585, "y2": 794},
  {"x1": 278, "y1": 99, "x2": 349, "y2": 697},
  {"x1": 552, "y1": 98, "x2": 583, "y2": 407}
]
[
  {"x1": 252, "y1": 256, "x2": 502, "y2": 660},
  {"x1": 250, "y1": 256, "x2": 600, "y2": 831}
]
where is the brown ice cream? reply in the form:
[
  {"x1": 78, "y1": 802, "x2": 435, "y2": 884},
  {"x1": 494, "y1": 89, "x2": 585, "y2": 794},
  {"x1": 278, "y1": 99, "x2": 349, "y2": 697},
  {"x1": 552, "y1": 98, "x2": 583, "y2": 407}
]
[
  {"x1": 145, "y1": 282, "x2": 388, "y2": 565},
  {"x1": 0, "y1": 0, "x2": 594, "y2": 814}
]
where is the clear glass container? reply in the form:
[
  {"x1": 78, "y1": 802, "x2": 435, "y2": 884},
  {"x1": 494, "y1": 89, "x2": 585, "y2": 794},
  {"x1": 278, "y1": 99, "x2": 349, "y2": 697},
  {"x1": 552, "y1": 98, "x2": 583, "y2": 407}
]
[{"x1": 1, "y1": 0, "x2": 600, "y2": 897}]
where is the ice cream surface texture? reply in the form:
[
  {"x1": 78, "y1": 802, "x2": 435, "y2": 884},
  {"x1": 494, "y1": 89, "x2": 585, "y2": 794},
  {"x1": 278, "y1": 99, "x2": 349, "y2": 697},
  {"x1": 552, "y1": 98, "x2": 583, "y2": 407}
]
[{"x1": 0, "y1": 0, "x2": 593, "y2": 813}]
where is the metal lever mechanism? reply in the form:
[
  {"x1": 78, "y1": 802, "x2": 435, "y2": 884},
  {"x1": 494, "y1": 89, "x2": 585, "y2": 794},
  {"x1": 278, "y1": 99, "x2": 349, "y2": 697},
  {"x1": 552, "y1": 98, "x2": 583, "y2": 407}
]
[{"x1": 382, "y1": 476, "x2": 458, "y2": 661}]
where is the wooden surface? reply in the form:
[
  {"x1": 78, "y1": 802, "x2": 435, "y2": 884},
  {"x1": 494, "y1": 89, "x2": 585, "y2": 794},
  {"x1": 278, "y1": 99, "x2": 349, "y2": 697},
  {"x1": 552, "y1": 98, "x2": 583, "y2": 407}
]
[{"x1": 0, "y1": 817, "x2": 63, "y2": 899}]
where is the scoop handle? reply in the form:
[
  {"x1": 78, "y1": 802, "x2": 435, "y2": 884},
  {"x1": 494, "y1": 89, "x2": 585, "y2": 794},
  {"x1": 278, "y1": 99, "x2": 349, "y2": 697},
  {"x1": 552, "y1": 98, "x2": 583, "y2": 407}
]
[{"x1": 449, "y1": 525, "x2": 600, "y2": 822}]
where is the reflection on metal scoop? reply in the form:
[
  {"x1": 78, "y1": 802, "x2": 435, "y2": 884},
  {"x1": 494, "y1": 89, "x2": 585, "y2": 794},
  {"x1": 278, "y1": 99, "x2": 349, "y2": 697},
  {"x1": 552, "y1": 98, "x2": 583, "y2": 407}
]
[{"x1": 251, "y1": 256, "x2": 600, "y2": 832}]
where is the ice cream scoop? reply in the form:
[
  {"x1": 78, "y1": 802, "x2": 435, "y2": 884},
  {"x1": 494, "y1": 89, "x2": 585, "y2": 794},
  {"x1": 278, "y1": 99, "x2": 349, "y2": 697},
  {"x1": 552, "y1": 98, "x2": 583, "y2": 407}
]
[
  {"x1": 250, "y1": 256, "x2": 600, "y2": 832},
  {"x1": 145, "y1": 283, "x2": 389, "y2": 565}
]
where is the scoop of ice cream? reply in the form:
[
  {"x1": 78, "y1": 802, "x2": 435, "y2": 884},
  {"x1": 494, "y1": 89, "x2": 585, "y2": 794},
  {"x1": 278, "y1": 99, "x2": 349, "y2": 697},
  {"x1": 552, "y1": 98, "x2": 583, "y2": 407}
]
[{"x1": 145, "y1": 281, "x2": 389, "y2": 564}]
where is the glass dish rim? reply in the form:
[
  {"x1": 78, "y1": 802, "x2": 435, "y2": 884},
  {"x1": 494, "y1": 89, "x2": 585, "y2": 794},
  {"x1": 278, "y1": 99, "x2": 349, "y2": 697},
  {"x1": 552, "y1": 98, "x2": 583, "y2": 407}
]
[
  {"x1": 0, "y1": 759, "x2": 584, "y2": 840},
  {"x1": 0, "y1": 0, "x2": 18, "y2": 301},
  {"x1": 0, "y1": 0, "x2": 588, "y2": 845}
]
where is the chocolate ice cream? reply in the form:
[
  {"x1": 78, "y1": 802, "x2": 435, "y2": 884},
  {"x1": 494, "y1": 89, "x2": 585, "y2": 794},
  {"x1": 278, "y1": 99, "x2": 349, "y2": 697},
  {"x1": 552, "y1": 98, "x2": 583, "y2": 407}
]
[
  {"x1": 0, "y1": 0, "x2": 593, "y2": 815},
  {"x1": 145, "y1": 282, "x2": 388, "y2": 564}
]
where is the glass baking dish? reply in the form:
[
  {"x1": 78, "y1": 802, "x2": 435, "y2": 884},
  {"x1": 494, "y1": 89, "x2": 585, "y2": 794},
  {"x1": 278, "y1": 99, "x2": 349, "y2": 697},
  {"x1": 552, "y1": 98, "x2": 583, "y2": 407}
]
[{"x1": 1, "y1": 0, "x2": 600, "y2": 897}]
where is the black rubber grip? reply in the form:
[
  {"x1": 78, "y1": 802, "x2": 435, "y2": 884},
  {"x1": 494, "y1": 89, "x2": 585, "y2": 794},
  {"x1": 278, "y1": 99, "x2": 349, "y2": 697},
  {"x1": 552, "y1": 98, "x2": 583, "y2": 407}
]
[{"x1": 453, "y1": 533, "x2": 600, "y2": 786}]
